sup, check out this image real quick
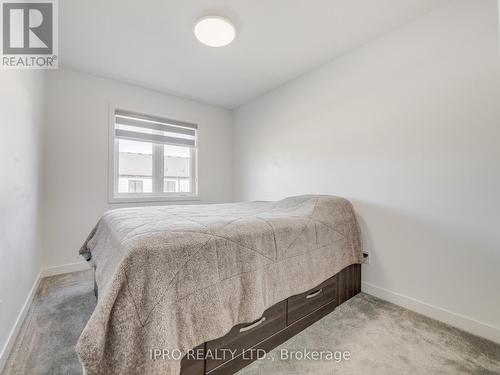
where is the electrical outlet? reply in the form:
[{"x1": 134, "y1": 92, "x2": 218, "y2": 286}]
[{"x1": 362, "y1": 252, "x2": 370, "y2": 264}]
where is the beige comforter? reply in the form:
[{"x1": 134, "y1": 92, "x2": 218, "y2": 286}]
[{"x1": 77, "y1": 195, "x2": 363, "y2": 374}]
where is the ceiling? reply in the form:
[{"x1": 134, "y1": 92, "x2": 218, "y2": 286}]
[{"x1": 60, "y1": 0, "x2": 450, "y2": 108}]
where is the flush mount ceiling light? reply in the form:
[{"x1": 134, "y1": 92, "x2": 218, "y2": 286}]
[{"x1": 194, "y1": 16, "x2": 236, "y2": 47}]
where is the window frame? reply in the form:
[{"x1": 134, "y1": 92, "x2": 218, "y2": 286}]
[{"x1": 108, "y1": 105, "x2": 199, "y2": 203}]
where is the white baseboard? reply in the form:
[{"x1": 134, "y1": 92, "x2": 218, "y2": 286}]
[
  {"x1": 0, "y1": 270, "x2": 42, "y2": 373},
  {"x1": 40, "y1": 261, "x2": 90, "y2": 278},
  {"x1": 362, "y1": 281, "x2": 500, "y2": 344}
]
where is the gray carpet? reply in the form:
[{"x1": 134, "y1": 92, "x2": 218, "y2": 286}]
[{"x1": 2, "y1": 270, "x2": 499, "y2": 375}]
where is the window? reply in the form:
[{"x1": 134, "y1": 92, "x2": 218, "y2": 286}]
[
  {"x1": 128, "y1": 180, "x2": 143, "y2": 193},
  {"x1": 164, "y1": 180, "x2": 177, "y2": 193},
  {"x1": 109, "y1": 108, "x2": 198, "y2": 202}
]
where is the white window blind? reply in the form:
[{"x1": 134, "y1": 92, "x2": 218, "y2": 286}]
[{"x1": 114, "y1": 109, "x2": 197, "y2": 147}]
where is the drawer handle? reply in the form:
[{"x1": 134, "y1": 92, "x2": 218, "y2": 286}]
[
  {"x1": 239, "y1": 317, "x2": 266, "y2": 333},
  {"x1": 306, "y1": 288, "x2": 323, "y2": 299}
]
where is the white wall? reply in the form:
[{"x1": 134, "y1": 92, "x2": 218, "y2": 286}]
[
  {"x1": 233, "y1": 0, "x2": 500, "y2": 342},
  {"x1": 43, "y1": 69, "x2": 233, "y2": 268},
  {"x1": 0, "y1": 71, "x2": 45, "y2": 369}
]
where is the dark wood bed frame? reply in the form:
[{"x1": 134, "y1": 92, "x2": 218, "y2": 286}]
[
  {"x1": 93, "y1": 263, "x2": 361, "y2": 375},
  {"x1": 179, "y1": 263, "x2": 361, "y2": 375}
]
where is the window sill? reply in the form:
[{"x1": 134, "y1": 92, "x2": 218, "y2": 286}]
[{"x1": 108, "y1": 195, "x2": 200, "y2": 204}]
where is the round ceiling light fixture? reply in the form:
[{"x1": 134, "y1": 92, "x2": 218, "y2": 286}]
[{"x1": 194, "y1": 16, "x2": 236, "y2": 47}]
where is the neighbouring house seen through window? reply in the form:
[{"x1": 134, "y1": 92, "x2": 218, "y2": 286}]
[{"x1": 128, "y1": 180, "x2": 144, "y2": 193}]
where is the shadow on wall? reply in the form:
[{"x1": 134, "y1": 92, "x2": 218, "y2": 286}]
[{"x1": 351, "y1": 198, "x2": 498, "y2": 327}]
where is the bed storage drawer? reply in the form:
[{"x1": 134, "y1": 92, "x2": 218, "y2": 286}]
[
  {"x1": 287, "y1": 275, "x2": 337, "y2": 324},
  {"x1": 180, "y1": 265, "x2": 361, "y2": 375},
  {"x1": 205, "y1": 301, "x2": 286, "y2": 371},
  {"x1": 181, "y1": 344, "x2": 205, "y2": 375}
]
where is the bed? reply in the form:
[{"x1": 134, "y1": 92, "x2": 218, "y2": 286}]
[{"x1": 78, "y1": 195, "x2": 363, "y2": 375}]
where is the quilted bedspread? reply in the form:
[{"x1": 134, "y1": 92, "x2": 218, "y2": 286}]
[{"x1": 77, "y1": 195, "x2": 363, "y2": 374}]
